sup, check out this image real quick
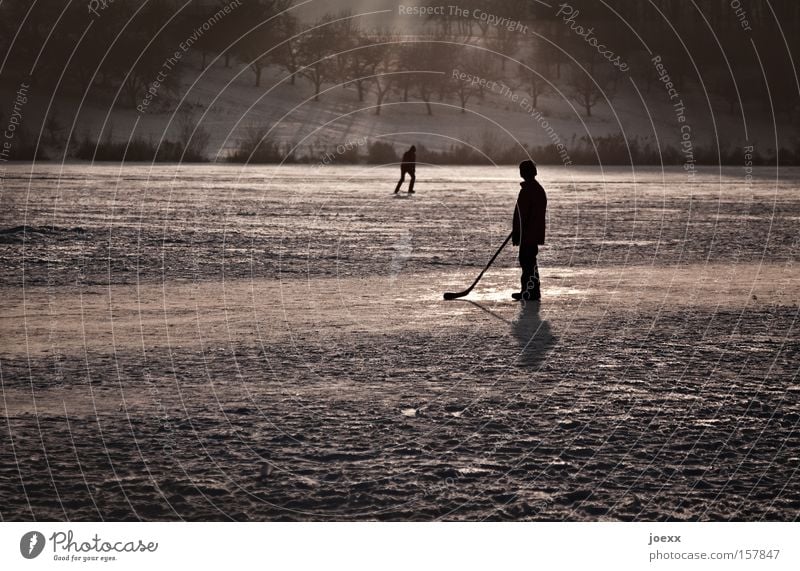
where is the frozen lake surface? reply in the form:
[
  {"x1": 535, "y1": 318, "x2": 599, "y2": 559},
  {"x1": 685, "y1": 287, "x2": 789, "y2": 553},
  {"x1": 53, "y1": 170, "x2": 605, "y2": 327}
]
[{"x1": 1, "y1": 164, "x2": 798, "y2": 520}]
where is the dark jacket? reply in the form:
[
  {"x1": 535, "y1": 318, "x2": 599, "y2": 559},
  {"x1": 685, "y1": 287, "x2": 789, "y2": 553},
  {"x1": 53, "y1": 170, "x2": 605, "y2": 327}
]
[
  {"x1": 401, "y1": 149, "x2": 416, "y2": 171},
  {"x1": 512, "y1": 179, "x2": 547, "y2": 248}
]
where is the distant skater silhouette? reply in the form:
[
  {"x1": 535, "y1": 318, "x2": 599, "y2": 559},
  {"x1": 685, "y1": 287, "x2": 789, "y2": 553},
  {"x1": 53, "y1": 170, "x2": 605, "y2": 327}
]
[
  {"x1": 394, "y1": 145, "x2": 416, "y2": 194},
  {"x1": 511, "y1": 160, "x2": 547, "y2": 301}
]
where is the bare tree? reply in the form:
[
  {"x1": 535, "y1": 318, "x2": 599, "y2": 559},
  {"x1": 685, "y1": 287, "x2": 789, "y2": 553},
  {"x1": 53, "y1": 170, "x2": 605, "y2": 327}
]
[
  {"x1": 520, "y1": 40, "x2": 554, "y2": 108},
  {"x1": 486, "y1": 26, "x2": 519, "y2": 71},
  {"x1": 395, "y1": 43, "x2": 415, "y2": 103},
  {"x1": 349, "y1": 36, "x2": 384, "y2": 102},
  {"x1": 296, "y1": 15, "x2": 339, "y2": 101},
  {"x1": 566, "y1": 48, "x2": 615, "y2": 117},
  {"x1": 407, "y1": 40, "x2": 449, "y2": 115},
  {"x1": 272, "y1": 13, "x2": 300, "y2": 84},
  {"x1": 366, "y1": 38, "x2": 397, "y2": 115},
  {"x1": 470, "y1": 51, "x2": 496, "y2": 101},
  {"x1": 328, "y1": 12, "x2": 359, "y2": 93},
  {"x1": 448, "y1": 46, "x2": 485, "y2": 113},
  {"x1": 233, "y1": 0, "x2": 292, "y2": 87}
]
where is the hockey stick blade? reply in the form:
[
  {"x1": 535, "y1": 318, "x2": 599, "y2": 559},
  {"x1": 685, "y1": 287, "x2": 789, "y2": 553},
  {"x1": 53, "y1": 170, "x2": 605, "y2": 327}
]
[
  {"x1": 443, "y1": 290, "x2": 469, "y2": 300},
  {"x1": 442, "y1": 233, "x2": 513, "y2": 301}
]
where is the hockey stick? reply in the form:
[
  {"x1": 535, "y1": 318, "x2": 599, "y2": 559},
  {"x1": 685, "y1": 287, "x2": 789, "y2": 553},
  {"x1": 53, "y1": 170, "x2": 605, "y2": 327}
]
[{"x1": 443, "y1": 232, "x2": 513, "y2": 300}]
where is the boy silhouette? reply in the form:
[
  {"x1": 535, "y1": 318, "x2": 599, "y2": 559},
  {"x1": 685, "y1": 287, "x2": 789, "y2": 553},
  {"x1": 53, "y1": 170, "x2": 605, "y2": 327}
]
[
  {"x1": 394, "y1": 145, "x2": 416, "y2": 194},
  {"x1": 511, "y1": 160, "x2": 547, "y2": 301}
]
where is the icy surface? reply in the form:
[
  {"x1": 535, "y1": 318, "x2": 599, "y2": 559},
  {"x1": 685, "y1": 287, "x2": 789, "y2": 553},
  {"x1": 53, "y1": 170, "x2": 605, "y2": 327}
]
[{"x1": 1, "y1": 164, "x2": 798, "y2": 520}]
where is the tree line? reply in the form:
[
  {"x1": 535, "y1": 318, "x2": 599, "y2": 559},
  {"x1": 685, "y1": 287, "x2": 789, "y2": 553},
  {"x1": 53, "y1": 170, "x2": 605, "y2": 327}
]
[
  {"x1": 2, "y1": 0, "x2": 798, "y2": 118},
  {"x1": 1, "y1": 0, "x2": 798, "y2": 164}
]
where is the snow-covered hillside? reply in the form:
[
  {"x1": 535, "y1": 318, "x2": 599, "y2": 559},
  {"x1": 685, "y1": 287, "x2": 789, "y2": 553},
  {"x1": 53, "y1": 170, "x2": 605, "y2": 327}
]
[{"x1": 8, "y1": 49, "x2": 779, "y2": 164}]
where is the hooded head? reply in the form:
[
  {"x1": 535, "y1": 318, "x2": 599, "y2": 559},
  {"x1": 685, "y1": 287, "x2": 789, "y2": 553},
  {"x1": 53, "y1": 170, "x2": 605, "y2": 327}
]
[
  {"x1": 410, "y1": 145, "x2": 416, "y2": 153},
  {"x1": 519, "y1": 159, "x2": 537, "y2": 181}
]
